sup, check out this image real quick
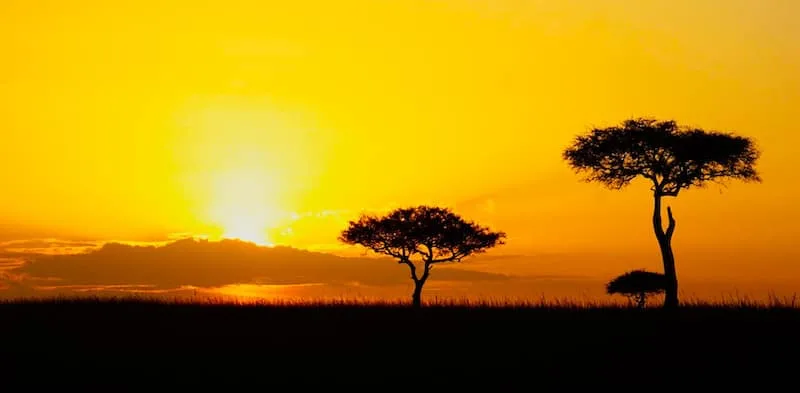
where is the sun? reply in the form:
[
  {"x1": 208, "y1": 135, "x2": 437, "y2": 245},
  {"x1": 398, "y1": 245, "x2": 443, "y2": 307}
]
[
  {"x1": 208, "y1": 168, "x2": 282, "y2": 246},
  {"x1": 220, "y1": 214, "x2": 273, "y2": 246}
]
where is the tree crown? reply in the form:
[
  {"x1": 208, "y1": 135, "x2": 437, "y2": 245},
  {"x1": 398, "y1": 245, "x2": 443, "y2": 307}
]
[
  {"x1": 606, "y1": 270, "x2": 667, "y2": 296},
  {"x1": 339, "y1": 205, "x2": 505, "y2": 264},
  {"x1": 563, "y1": 118, "x2": 760, "y2": 196}
]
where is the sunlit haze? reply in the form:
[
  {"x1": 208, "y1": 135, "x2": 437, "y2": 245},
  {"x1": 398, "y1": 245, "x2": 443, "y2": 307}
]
[{"x1": 2, "y1": 0, "x2": 799, "y2": 301}]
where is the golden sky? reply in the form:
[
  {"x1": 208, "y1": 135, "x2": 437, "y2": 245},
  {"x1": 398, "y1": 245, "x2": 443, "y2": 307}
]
[{"x1": 2, "y1": 0, "x2": 799, "y2": 286}]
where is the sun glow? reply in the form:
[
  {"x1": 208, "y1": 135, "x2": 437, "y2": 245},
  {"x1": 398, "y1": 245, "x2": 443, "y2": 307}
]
[
  {"x1": 173, "y1": 97, "x2": 329, "y2": 247},
  {"x1": 209, "y1": 169, "x2": 281, "y2": 246},
  {"x1": 220, "y1": 215, "x2": 273, "y2": 246}
]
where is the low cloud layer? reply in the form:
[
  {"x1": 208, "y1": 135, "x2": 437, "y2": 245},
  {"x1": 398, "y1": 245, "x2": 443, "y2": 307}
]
[
  {"x1": 4, "y1": 238, "x2": 790, "y2": 302},
  {"x1": 2, "y1": 238, "x2": 512, "y2": 297}
]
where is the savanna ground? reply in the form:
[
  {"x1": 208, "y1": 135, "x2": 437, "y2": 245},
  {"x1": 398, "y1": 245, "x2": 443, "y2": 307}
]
[{"x1": 1, "y1": 296, "x2": 798, "y2": 389}]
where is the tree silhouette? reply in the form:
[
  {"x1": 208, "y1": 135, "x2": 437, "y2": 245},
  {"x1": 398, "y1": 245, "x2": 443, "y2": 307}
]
[
  {"x1": 564, "y1": 118, "x2": 760, "y2": 309},
  {"x1": 339, "y1": 206, "x2": 505, "y2": 308},
  {"x1": 606, "y1": 270, "x2": 667, "y2": 309}
]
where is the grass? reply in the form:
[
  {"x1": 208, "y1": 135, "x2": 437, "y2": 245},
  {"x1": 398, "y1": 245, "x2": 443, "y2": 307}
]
[
  {"x1": 1, "y1": 296, "x2": 799, "y2": 387},
  {"x1": 5, "y1": 291, "x2": 798, "y2": 308}
]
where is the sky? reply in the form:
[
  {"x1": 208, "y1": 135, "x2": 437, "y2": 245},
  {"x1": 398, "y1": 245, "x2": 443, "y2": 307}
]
[{"x1": 1, "y1": 0, "x2": 799, "y2": 300}]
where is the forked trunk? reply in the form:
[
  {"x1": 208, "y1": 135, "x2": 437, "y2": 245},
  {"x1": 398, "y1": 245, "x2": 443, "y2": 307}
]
[
  {"x1": 411, "y1": 263, "x2": 433, "y2": 308},
  {"x1": 653, "y1": 194, "x2": 679, "y2": 309}
]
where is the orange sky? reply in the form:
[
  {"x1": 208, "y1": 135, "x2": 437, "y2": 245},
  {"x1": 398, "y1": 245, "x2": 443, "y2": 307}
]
[{"x1": 2, "y1": 0, "x2": 799, "y2": 288}]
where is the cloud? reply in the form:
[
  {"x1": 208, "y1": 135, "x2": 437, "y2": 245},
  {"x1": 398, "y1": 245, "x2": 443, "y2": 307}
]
[
  {"x1": 0, "y1": 239, "x2": 100, "y2": 255},
  {"x1": 6, "y1": 238, "x2": 511, "y2": 295}
]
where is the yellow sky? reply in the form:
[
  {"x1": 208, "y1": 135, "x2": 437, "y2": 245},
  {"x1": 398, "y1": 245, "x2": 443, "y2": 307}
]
[{"x1": 2, "y1": 0, "x2": 799, "y2": 279}]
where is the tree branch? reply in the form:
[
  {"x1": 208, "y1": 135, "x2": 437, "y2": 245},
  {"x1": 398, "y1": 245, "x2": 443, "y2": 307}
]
[
  {"x1": 431, "y1": 249, "x2": 466, "y2": 264},
  {"x1": 419, "y1": 262, "x2": 432, "y2": 284},
  {"x1": 398, "y1": 258, "x2": 419, "y2": 282},
  {"x1": 417, "y1": 243, "x2": 434, "y2": 262},
  {"x1": 645, "y1": 173, "x2": 659, "y2": 189},
  {"x1": 374, "y1": 241, "x2": 403, "y2": 260},
  {"x1": 665, "y1": 206, "x2": 676, "y2": 239}
]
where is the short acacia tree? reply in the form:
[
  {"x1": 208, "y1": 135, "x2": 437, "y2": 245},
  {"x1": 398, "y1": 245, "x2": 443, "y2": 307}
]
[
  {"x1": 606, "y1": 270, "x2": 667, "y2": 309},
  {"x1": 339, "y1": 205, "x2": 505, "y2": 308},
  {"x1": 564, "y1": 118, "x2": 760, "y2": 308}
]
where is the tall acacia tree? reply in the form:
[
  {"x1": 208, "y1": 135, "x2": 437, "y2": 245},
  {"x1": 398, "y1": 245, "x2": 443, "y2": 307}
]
[
  {"x1": 339, "y1": 206, "x2": 505, "y2": 308},
  {"x1": 564, "y1": 118, "x2": 760, "y2": 308}
]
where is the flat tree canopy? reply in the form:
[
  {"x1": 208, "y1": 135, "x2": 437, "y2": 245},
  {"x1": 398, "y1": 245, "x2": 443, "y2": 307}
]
[
  {"x1": 606, "y1": 270, "x2": 667, "y2": 297},
  {"x1": 340, "y1": 206, "x2": 504, "y2": 263},
  {"x1": 563, "y1": 118, "x2": 760, "y2": 196}
]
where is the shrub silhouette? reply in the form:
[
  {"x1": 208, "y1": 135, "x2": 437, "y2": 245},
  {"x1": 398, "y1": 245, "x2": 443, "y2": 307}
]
[
  {"x1": 606, "y1": 270, "x2": 667, "y2": 309},
  {"x1": 339, "y1": 205, "x2": 505, "y2": 308},
  {"x1": 564, "y1": 118, "x2": 760, "y2": 308}
]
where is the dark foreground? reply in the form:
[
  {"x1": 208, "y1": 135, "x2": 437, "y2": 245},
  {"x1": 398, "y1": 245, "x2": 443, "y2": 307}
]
[{"x1": 1, "y1": 298, "x2": 799, "y2": 389}]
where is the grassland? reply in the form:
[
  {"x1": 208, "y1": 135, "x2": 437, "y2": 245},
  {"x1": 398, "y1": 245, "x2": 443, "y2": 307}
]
[{"x1": 1, "y1": 296, "x2": 798, "y2": 388}]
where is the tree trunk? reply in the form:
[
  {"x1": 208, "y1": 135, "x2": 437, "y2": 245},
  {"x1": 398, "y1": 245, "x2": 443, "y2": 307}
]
[
  {"x1": 653, "y1": 194, "x2": 679, "y2": 309},
  {"x1": 637, "y1": 292, "x2": 646, "y2": 309},
  {"x1": 410, "y1": 263, "x2": 433, "y2": 309},
  {"x1": 411, "y1": 279, "x2": 424, "y2": 308}
]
